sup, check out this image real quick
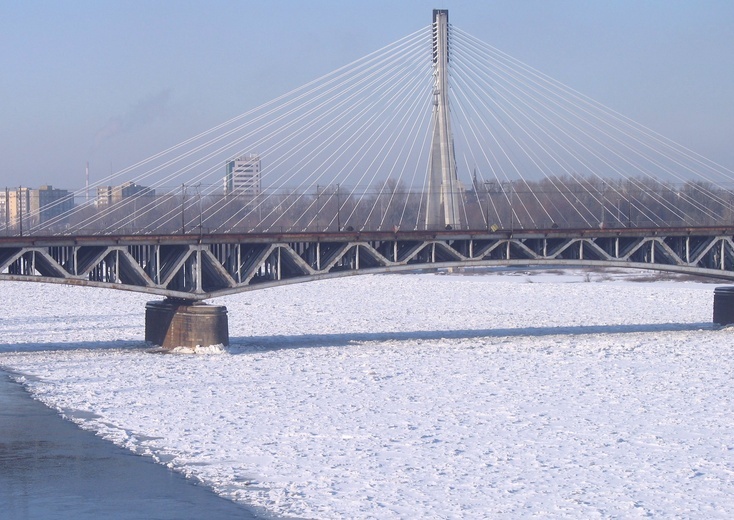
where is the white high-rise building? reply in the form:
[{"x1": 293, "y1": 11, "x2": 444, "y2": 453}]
[{"x1": 224, "y1": 154, "x2": 261, "y2": 196}]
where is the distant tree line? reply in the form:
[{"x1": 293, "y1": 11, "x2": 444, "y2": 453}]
[{"x1": 7, "y1": 176, "x2": 734, "y2": 236}]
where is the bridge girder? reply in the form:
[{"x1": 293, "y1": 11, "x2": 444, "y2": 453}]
[{"x1": 1, "y1": 229, "x2": 733, "y2": 300}]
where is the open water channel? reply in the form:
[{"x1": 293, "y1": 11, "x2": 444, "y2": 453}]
[{"x1": 0, "y1": 370, "x2": 271, "y2": 520}]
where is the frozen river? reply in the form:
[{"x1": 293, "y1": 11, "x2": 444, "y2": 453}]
[{"x1": 1, "y1": 269, "x2": 733, "y2": 518}]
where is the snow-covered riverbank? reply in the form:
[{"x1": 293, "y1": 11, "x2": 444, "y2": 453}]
[{"x1": 2, "y1": 270, "x2": 733, "y2": 518}]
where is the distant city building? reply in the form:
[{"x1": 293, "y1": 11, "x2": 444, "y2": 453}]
[
  {"x1": 0, "y1": 191, "x2": 6, "y2": 222},
  {"x1": 96, "y1": 182, "x2": 155, "y2": 206},
  {"x1": 7, "y1": 187, "x2": 30, "y2": 225},
  {"x1": 5, "y1": 185, "x2": 73, "y2": 226},
  {"x1": 31, "y1": 185, "x2": 74, "y2": 224},
  {"x1": 224, "y1": 154, "x2": 262, "y2": 196},
  {"x1": 96, "y1": 186, "x2": 112, "y2": 206}
]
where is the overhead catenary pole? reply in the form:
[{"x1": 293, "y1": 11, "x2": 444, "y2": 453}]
[
  {"x1": 18, "y1": 186, "x2": 23, "y2": 237},
  {"x1": 484, "y1": 181, "x2": 491, "y2": 231},
  {"x1": 181, "y1": 184, "x2": 186, "y2": 234},
  {"x1": 85, "y1": 161, "x2": 90, "y2": 204},
  {"x1": 336, "y1": 183, "x2": 341, "y2": 232},
  {"x1": 425, "y1": 9, "x2": 461, "y2": 230}
]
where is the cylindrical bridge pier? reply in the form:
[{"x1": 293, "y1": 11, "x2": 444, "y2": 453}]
[
  {"x1": 713, "y1": 286, "x2": 734, "y2": 326},
  {"x1": 145, "y1": 299, "x2": 229, "y2": 349}
]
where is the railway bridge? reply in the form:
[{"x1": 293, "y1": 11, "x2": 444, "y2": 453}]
[{"x1": 2, "y1": 227, "x2": 734, "y2": 347}]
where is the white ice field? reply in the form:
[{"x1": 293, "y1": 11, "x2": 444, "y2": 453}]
[{"x1": 1, "y1": 269, "x2": 733, "y2": 519}]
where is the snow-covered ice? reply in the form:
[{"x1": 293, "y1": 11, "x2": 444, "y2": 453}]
[{"x1": 2, "y1": 269, "x2": 734, "y2": 518}]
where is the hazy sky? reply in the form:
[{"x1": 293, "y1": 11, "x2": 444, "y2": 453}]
[{"x1": 1, "y1": 0, "x2": 733, "y2": 189}]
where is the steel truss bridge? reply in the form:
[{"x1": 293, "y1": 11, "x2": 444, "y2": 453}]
[{"x1": 2, "y1": 227, "x2": 733, "y2": 301}]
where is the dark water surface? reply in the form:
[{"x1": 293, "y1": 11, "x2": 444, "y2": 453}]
[{"x1": 0, "y1": 371, "x2": 270, "y2": 520}]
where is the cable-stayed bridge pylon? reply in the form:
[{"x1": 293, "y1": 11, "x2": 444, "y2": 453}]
[{"x1": 425, "y1": 9, "x2": 462, "y2": 230}]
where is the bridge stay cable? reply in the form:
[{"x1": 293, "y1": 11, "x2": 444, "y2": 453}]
[
  {"x1": 454, "y1": 26, "x2": 734, "y2": 185},
  {"x1": 457, "y1": 29, "x2": 688, "y2": 225},
  {"x1": 210, "y1": 30, "x2": 432, "y2": 233},
  {"x1": 288, "y1": 48, "x2": 432, "y2": 232},
  {"x1": 3, "y1": 15, "x2": 733, "y2": 238},
  {"x1": 7, "y1": 27, "x2": 431, "y2": 235},
  {"x1": 157, "y1": 29, "x2": 432, "y2": 234},
  {"x1": 450, "y1": 39, "x2": 662, "y2": 226},
  {"x1": 259, "y1": 49, "x2": 430, "y2": 232},
  {"x1": 451, "y1": 27, "x2": 734, "y2": 221},
  {"x1": 452, "y1": 37, "x2": 618, "y2": 226},
  {"x1": 457, "y1": 29, "x2": 712, "y2": 226}
]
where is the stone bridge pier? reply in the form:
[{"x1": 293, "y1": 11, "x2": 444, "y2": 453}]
[{"x1": 145, "y1": 299, "x2": 229, "y2": 349}]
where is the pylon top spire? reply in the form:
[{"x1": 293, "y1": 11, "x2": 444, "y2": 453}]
[{"x1": 432, "y1": 9, "x2": 449, "y2": 63}]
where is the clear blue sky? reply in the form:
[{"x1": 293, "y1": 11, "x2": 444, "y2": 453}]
[{"x1": 1, "y1": 0, "x2": 733, "y2": 189}]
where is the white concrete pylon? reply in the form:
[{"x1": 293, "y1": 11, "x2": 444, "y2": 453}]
[{"x1": 425, "y1": 9, "x2": 461, "y2": 230}]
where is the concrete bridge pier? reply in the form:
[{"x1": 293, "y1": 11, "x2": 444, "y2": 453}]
[{"x1": 145, "y1": 299, "x2": 229, "y2": 349}]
